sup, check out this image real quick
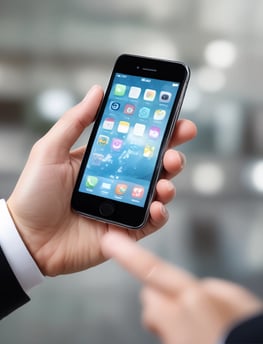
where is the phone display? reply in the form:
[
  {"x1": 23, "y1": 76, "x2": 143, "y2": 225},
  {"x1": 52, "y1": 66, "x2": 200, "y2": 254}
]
[{"x1": 71, "y1": 54, "x2": 190, "y2": 229}]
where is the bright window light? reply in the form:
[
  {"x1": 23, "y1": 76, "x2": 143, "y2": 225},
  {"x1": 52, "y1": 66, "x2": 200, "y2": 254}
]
[
  {"x1": 204, "y1": 40, "x2": 237, "y2": 69},
  {"x1": 36, "y1": 89, "x2": 75, "y2": 121},
  {"x1": 250, "y1": 161, "x2": 263, "y2": 192},
  {"x1": 192, "y1": 162, "x2": 225, "y2": 195}
]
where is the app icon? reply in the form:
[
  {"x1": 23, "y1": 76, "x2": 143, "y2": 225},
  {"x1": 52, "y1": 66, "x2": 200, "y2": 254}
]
[
  {"x1": 91, "y1": 153, "x2": 104, "y2": 166},
  {"x1": 102, "y1": 117, "x2": 115, "y2": 130},
  {"x1": 98, "y1": 135, "x2": 110, "y2": 145},
  {"x1": 124, "y1": 104, "x2": 135, "y2": 115},
  {"x1": 111, "y1": 138, "x2": 123, "y2": 151},
  {"x1": 138, "y1": 107, "x2": 150, "y2": 119},
  {"x1": 143, "y1": 145, "x2": 155, "y2": 158},
  {"x1": 149, "y1": 126, "x2": 160, "y2": 139},
  {"x1": 86, "y1": 176, "x2": 98, "y2": 189},
  {"x1": 115, "y1": 183, "x2": 128, "y2": 195},
  {"x1": 128, "y1": 86, "x2": 141, "y2": 99},
  {"x1": 110, "y1": 101, "x2": 120, "y2": 111},
  {"x1": 133, "y1": 123, "x2": 146, "y2": 136},
  {"x1": 144, "y1": 89, "x2": 156, "y2": 101},
  {"x1": 132, "y1": 186, "x2": 144, "y2": 198},
  {"x1": 154, "y1": 109, "x2": 166, "y2": 120},
  {"x1": 114, "y1": 84, "x2": 126, "y2": 96},
  {"x1": 159, "y1": 91, "x2": 172, "y2": 103},
  {"x1": 117, "y1": 121, "x2": 130, "y2": 134},
  {"x1": 101, "y1": 182, "x2": 111, "y2": 191}
]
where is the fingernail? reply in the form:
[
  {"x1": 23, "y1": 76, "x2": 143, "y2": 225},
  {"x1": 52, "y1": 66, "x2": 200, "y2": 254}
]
[
  {"x1": 166, "y1": 180, "x2": 175, "y2": 193},
  {"x1": 179, "y1": 152, "x2": 186, "y2": 169},
  {"x1": 161, "y1": 204, "x2": 169, "y2": 219}
]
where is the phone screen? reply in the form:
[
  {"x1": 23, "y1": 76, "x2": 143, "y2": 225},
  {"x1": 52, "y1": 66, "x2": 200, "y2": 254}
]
[
  {"x1": 72, "y1": 54, "x2": 190, "y2": 229},
  {"x1": 78, "y1": 73, "x2": 180, "y2": 207}
]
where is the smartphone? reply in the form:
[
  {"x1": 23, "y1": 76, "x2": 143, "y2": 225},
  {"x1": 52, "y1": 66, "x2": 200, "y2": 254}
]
[{"x1": 71, "y1": 54, "x2": 190, "y2": 229}]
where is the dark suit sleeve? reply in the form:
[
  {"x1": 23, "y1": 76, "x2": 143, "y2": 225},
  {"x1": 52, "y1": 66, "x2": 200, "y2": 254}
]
[
  {"x1": 225, "y1": 313, "x2": 263, "y2": 343},
  {"x1": 0, "y1": 245, "x2": 30, "y2": 320}
]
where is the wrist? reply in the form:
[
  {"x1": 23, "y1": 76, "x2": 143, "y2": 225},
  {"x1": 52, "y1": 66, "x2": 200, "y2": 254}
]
[
  {"x1": 6, "y1": 197, "x2": 39, "y2": 260},
  {"x1": 0, "y1": 199, "x2": 44, "y2": 290}
]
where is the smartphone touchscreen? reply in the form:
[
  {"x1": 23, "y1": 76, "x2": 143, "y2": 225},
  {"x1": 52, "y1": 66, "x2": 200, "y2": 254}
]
[{"x1": 71, "y1": 54, "x2": 190, "y2": 229}]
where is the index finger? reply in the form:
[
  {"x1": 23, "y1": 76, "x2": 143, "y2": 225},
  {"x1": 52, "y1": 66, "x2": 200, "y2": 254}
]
[
  {"x1": 168, "y1": 119, "x2": 197, "y2": 148},
  {"x1": 101, "y1": 231, "x2": 196, "y2": 295}
]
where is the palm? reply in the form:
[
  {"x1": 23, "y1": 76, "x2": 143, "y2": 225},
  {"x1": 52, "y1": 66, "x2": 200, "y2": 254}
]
[
  {"x1": 8, "y1": 147, "x2": 156, "y2": 276},
  {"x1": 30, "y1": 153, "x2": 109, "y2": 275}
]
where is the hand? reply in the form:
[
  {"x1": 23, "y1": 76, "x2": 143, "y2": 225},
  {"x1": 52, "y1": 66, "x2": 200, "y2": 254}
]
[
  {"x1": 7, "y1": 85, "x2": 197, "y2": 277},
  {"x1": 101, "y1": 232, "x2": 263, "y2": 344}
]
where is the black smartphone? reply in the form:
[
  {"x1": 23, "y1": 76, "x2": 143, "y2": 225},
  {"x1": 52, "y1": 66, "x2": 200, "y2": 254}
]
[{"x1": 71, "y1": 54, "x2": 190, "y2": 229}]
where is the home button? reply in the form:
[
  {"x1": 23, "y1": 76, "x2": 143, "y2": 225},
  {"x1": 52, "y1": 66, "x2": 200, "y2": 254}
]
[{"x1": 99, "y1": 202, "x2": 115, "y2": 217}]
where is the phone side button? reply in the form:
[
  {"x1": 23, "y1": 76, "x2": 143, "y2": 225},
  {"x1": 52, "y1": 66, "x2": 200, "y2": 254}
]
[{"x1": 99, "y1": 202, "x2": 115, "y2": 217}]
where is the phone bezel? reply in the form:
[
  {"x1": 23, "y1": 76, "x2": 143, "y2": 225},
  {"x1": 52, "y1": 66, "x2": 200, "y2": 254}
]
[{"x1": 71, "y1": 54, "x2": 190, "y2": 229}]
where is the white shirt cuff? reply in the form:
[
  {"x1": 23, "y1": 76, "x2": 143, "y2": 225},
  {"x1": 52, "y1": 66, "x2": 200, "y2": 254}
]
[{"x1": 0, "y1": 199, "x2": 44, "y2": 292}]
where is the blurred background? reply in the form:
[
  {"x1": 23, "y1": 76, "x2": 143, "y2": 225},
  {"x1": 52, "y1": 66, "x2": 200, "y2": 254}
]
[{"x1": 1, "y1": 0, "x2": 263, "y2": 343}]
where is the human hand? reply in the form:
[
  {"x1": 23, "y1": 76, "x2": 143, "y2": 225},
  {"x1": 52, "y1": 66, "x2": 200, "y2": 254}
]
[
  {"x1": 7, "y1": 85, "x2": 197, "y2": 277},
  {"x1": 101, "y1": 232, "x2": 263, "y2": 344}
]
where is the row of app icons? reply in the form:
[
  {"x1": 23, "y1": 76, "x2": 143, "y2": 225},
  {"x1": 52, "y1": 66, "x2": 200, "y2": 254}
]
[
  {"x1": 101, "y1": 120, "x2": 161, "y2": 138},
  {"x1": 85, "y1": 175, "x2": 145, "y2": 199},
  {"x1": 92, "y1": 139, "x2": 156, "y2": 160},
  {"x1": 109, "y1": 101, "x2": 167, "y2": 120},
  {"x1": 114, "y1": 84, "x2": 172, "y2": 103}
]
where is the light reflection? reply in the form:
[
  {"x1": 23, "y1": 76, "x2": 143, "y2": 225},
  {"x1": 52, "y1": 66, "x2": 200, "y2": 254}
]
[
  {"x1": 204, "y1": 40, "x2": 237, "y2": 69},
  {"x1": 250, "y1": 161, "x2": 263, "y2": 192},
  {"x1": 36, "y1": 89, "x2": 75, "y2": 121},
  {"x1": 192, "y1": 162, "x2": 225, "y2": 195}
]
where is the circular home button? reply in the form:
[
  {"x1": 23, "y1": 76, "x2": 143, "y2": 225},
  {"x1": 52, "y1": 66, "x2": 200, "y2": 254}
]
[{"x1": 99, "y1": 202, "x2": 115, "y2": 217}]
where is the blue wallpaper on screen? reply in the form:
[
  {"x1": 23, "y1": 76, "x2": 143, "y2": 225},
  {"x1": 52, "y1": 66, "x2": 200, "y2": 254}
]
[{"x1": 79, "y1": 73, "x2": 179, "y2": 207}]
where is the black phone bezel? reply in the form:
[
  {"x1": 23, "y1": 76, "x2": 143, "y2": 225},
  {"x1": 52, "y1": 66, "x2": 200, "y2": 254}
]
[{"x1": 71, "y1": 54, "x2": 190, "y2": 229}]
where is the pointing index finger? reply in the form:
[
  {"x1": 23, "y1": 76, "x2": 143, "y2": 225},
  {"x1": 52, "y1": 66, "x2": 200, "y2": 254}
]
[{"x1": 101, "y1": 232, "x2": 196, "y2": 295}]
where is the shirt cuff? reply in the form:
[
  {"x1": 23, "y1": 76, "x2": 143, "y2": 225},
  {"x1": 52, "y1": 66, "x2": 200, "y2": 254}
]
[{"x1": 0, "y1": 199, "x2": 44, "y2": 292}]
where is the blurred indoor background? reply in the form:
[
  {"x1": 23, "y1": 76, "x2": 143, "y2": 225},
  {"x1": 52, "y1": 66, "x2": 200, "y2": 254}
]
[{"x1": 1, "y1": 0, "x2": 263, "y2": 343}]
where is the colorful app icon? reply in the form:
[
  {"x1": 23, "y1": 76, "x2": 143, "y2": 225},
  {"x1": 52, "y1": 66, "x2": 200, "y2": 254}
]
[
  {"x1": 138, "y1": 107, "x2": 150, "y2": 119},
  {"x1": 128, "y1": 86, "x2": 141, "y2": 99},
  {"x1": 132, "y1": 186, "x2": 144, "y2": 198},
  {"x1": 124, "y1": 104, "x2": 135, "y2": 115},
  {"x1": 143, "y1": 145, "x2": 155, "y2": 158},
  {"x1": 114, "y1": 84, "x2": 126, "y2": 96},
  {"x1": 117, "y1": 121, "x2": 130, "y2": 134},
  {"x1": 110, "y1": 101, "x2": 120, "y2": 111},
  {"x1": 98, "y1": 135, "x2": 110, "y2": 145},
  {"x1": 111, "y1": 138, "x2": 123, "y2": 151},
  {"x1": 154, "y1": 109, "x2": 166, "y2": 120},
  {"x1": 115, "y1": 183, "x2": 128, "y2": 195},
  {"x1": 159, "y1": 91, "x2": 172, "y2": 103},
  {"x1": 149, "y1": 126, "x2": 160, "y2": 139},
  {"x1": 144, "y1": 89, "x2": 156, "y2": 101},
  {"x1": 133, "y1": 123, "x2": 146, "y2": 136},
  {"x1": 85, "y1": 176, "x2": 98, "y2": 188},
  {"x1": 102, "y1": 117, "x2": 115, "y2": 130}
]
